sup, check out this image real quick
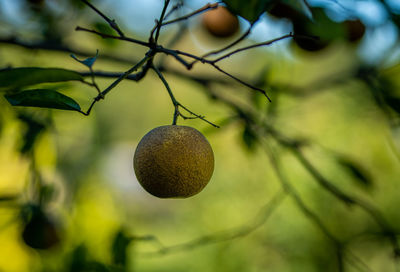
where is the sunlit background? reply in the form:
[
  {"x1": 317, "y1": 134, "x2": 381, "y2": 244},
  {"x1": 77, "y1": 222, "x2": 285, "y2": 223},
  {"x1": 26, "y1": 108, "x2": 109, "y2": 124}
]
[{"x1": 1, "y1": 0, "x2": 400, "y2": 271}]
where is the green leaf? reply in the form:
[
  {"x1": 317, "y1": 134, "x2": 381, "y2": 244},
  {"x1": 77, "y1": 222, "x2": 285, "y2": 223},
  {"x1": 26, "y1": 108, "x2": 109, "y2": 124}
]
[
  {"x1": 223, "y1": 0, "x2": 274, "y2": 24},
  {"x1": 276, "y1": 0, "x2": 312, "y2": 19},
  {"x1": 18, "y1": 112, "x2": 48, "y2": 153},
  {"x1": 0, "y1": 195, "x2": 18, "y2": 202},
  {"x1": 223, "y1": 0, "x2": 311, "y2": 24},
  {"x1": 71, "y1": 50, "x2": 99, "y2": 68},
  {"x1": 5, "y1": 89, "x2": 81, "y2": 112},
  {"x1": 0, "y1": 68, "x2": 83, "y2": 91},
  {"x1": 384, "y1": 95, "x2": 400, "y2": 114},
  {"x1": 111, "y1": 229, "x2": 132, "y2": 267},
  {"x1": 242, "y1": 124, "x2": 258, "y2": 151}
]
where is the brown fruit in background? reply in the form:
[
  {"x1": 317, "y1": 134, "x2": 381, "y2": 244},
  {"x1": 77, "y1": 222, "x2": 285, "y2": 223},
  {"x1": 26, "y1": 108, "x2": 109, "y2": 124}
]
[
  {"x1": 202, "y1": 6, "x2": 239, "y2": 38},
  {"x1": 133, "y1": 125, "x2": 214, "y2": 198},
  {"x1": 22, "y1": 212, "x2": 60, "y2": 250},
  {"x1": 344, "y1": 20, "x2": 366, "y2": 43}
]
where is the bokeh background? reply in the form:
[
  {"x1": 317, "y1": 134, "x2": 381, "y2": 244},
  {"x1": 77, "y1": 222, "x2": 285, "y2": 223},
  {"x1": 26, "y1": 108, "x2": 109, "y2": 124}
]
[{"x1": 1, "y1": 0, "x2": 400, "y2": 271}]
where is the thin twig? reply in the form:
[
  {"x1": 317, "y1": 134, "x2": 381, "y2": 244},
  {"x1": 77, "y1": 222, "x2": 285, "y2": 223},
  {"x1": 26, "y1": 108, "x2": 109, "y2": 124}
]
[
  {"x1": 79, "y1": 55, "x2": 151, "y2": 116},
  {"x1": 75, "y1": 26, "x2": 150, "y2": 47},
  {"x1": 178, "y1": 103, "x2": 220, "y2": 128},
  {"x1": 151, "y1": 65, "x2": 218, "y2": 127},
  {"x1": 291, "y1": 148, "x2": 400, "y2": 258},
  {"x1": 212, "y1": 33, "x2": 294, "y2": 63},
  {"x1": 264, "y1": 141, "x2": 373, "y2": 272},
  {"x1": 190, "y1": 26, "x2": 252, "y2": 67},
  {"x1": 137, "y1": 190, "x2": 287, "y2": 257},
  {"x1": 212, "y1": 63, "x2": 272, "y2": 101},
  {"x1": 81, "y1": 0, "x2": 125, "y2": 37},
  {"x1": 163, "y1": 1, "x2": 184, "y2": 21},
  {"x1": 154, "y1": 0, "x2": 171, "y2": 43},
  {"x1": 161, "y1": 3, "x2": 219, "y2": 27}
]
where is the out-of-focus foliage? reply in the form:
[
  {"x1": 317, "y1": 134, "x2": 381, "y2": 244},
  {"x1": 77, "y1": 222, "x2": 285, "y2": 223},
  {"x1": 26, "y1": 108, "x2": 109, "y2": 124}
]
[{"x1": 0, "y1": 0, "x2": 400, "y2": 271}]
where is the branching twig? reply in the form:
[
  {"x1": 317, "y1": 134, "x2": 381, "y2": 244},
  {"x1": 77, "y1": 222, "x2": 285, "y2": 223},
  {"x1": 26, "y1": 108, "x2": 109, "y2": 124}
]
[
  {"x1": 190, "y1": 26, "x2": 252, "y2": 67},
  {"x1": 163, "y1": 1, "x2": 184, "y2": 21},
  {"x1": 153, "y1": 0, "x2": 171, "y2": 43},
  {"x1": 151, "y1": 65, "x2": 219, "y2": 127},
  {"x1": 211, "y1": 33, "x2": 294, "y2": 63},
  {"x1": 291, "y1": 148, "x2": 400, "y2": 258},
  {"x1": 161, "y1": 3, "x2": 219, "y2": 27},
  {"x1": 79, "y1": 54, "x2": 151, "y2": 116},
  {"x1": 75, "y1": 26, "x2": 150, "y2": 47},
  {"x1": 212, "y1": 63, "x2": 272, "y2": 101},
  {"x1": 263, "y1": 138, "x2": 372, "y2": 272},
  {"x1": 81, "y1": 0, "x2": 125, "y2": 37}
]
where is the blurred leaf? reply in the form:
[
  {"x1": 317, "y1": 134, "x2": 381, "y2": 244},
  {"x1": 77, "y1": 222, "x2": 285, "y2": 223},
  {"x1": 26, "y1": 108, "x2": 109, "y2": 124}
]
[
  {"x1": 337, "y1": 156, "x2": 372, "y2": 187},
  {"x1": 17, "y1": 112, "x2": 48, "y2": 153},
  {"x1": 0, "y1": 195, "x2": 19, "y2": 202},
  {"x1": 272, "y1": 0, "x2": 312, "y2": 19},
  {"x1": 71, "y1": 50, "x2": 99, "y2": 69},
  {"x1": 384, "y1": 95, "x2": 400, "y2": 114},
  {"x1": 223, "y1": 0, "x2": 311, "y2": 24},
  {"x1": 68, "y1": 244, "x2": 111, "y2": 272},
  {"x1": 223, "y1": 0, "x2": 274, "y2": 24},
  {"x1": 5, "y1": 89, "x2": 81, "y2": 112},
  {"x1": 0, "y1": 68, "x2": 83, "y2": 91},
  {"x1": 111, "y1": 229, "x2": 132, "y2": 267},
  {"x1": 292, "y1": 7, "x2": 346, "y2": 52},
  {"x1": 39, "y1": 184, "x2": 56, "y2": 205},
  {"x1": 93, "y1": 22, "x2": 118, "y2": 46},
  {"x1": 242, "y1": 124, "x2": 257, "y2": 151},
  {"x1": 69, "y1": 245, "x2": 89, "y2": 272}
]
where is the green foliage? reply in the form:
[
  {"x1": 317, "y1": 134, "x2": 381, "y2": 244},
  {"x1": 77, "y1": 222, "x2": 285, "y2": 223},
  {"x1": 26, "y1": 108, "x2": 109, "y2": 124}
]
[
  {"x1": 111, "y1": 229, "x2": 132, "y2": 267},
  {"x1": 223, "y1": 0, "x2": 311, "y2": 24},
  {"x1": 242, "y1": 123, "x2": 258, "y2": 151},
  {"x1": 5, "y1": 89, "x2": 81, "y2": 112},
  {"x1": 17, "y1": 112, "x2": 47, "y2": 153},
  {"x1": 0, "y1": 68, "x2": 83, "y2": 91},
  {"x1": 68, "y1": 245, "x2": 111, "y2": 272}
]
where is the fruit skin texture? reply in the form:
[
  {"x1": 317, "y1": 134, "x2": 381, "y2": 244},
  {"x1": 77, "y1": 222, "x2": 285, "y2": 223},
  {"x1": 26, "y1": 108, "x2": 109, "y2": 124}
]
[
  {"x1": 202, "y1": 6, "x2": 239, "y2": 38},
  {"x1": 133, "y1": 125, "x2": 214, "y2": 198}
]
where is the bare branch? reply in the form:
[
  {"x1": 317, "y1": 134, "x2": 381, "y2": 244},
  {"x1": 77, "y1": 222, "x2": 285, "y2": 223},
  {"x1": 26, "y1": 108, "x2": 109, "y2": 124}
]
[
  {"x1": 178, "y1": 103, "x2": 220, "y2": 128},
  {"x1": 212, "y1": 33, "x2": 294, "y2": 63},
  {"x1": 75, "y1": 26, "x2": 150, "y2": 47},
  {"x1": 291, "y1": 148, "x2": 400, "y2": 258},
  {"x1": 161, "y1": 3, "x2": 219, "y2": 27},
  {"x1": 163, "y1": 1, "x2": 184, "y2": 21},
  {"x1": 80, "y1": 54, "x2": 152, "y2": 116},
  {"x1": 81, "y1": 0, "x2": 125, "y2": 37},
  {"x1": 190, "y1": 26, "x2": 252, "y2": 67},
  {"x1": 211, "y1": 63, "x2": 272, "y2": 101},
  {"x1": 153, "y1": 0, "x2": 171, "y2": 43},
  {"x1": 151, "y1": 65, "x2": 218, "y2": 127},
  {"x1": 137, "y1": 190, "x2": 287, "y2": 257}
]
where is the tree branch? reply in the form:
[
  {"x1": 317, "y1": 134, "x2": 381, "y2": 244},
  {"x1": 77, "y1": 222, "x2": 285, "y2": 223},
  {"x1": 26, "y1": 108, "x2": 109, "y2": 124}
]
[
  {"x1": 81, "y1": 0, "x2": 125, "y2": 37},
  {"x1": 151, "y1": 65, "x2": 218, "y2": 127},
  {"x1": 161, "y1": 3, "x2": 219, "y2": 27},
  {"x1": 75, "y1": 26, "x2": 150, "y2": 47},
  {"x1": 136, "y1": 190, "x2": 286, "y2": 257}
]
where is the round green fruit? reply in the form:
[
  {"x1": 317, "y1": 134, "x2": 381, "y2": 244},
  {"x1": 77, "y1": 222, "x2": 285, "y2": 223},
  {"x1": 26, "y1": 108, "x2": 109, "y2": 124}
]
[{"x1": 133, "y1": 125, "x2": 214, "y2": 198}]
